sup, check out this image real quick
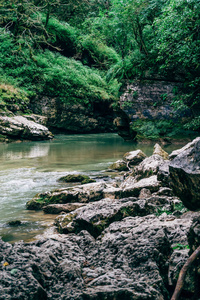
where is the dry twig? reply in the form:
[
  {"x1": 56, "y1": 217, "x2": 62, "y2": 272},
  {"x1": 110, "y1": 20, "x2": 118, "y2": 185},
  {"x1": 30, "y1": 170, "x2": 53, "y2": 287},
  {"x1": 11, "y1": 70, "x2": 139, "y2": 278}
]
[{"x1": 171, "y1": 245, "x2": 200, "y2": 300}]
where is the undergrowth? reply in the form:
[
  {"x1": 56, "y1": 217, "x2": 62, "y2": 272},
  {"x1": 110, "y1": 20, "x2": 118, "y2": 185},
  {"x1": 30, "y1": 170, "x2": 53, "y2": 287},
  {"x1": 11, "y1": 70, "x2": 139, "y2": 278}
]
[
  {"x1": 0, "y1": 28, "x2": 120, "y2": 107},
  {"x1": 130, "y1": 119, "x2": 197, "y2": 140}
]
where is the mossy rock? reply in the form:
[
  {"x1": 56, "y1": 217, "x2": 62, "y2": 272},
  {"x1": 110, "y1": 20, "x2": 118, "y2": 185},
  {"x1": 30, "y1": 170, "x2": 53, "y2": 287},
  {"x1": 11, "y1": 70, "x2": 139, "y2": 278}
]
[
  {"x1": 58, "y1": 174, "x2": 96, "y2": 184},
  {"x1": 26, "y1": 197, "x2": 49, "y2": 210},
  {"x1": 109, "y1": 160, "x2": 128, "y2": 171},
  {"x1": 7, "y1": 220, "x2": 22, "y2": 226},
  {"x1": 81, "y1": 178, "x2": 96, "y2": 184}
]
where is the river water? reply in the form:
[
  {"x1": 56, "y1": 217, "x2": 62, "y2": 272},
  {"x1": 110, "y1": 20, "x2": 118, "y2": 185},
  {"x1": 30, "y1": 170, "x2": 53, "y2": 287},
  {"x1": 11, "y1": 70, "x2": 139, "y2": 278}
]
[{"x1": 0, "y1": 133, "x2": 185, "y2": 243}]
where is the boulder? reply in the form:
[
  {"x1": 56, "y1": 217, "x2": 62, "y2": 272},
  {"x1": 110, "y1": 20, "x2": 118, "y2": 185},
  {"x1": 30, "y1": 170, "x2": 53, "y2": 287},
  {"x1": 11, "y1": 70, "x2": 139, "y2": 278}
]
[
  {"x1": 134, "y1": 154, "x2": 166, "y2": 180},
  {"x1": 123, "y1": 149, "x2": 147, "y2": 166},
  {"x1": 169, "y1": 137, "x2": 200, "y2": 210},
  {"x1": 153, "y1": 143, "x2": 169, "y2": 160},
  {"x1": 108, "y1": 160, "x2": 128, "y2": 171},
  {"x1": 169, "y1": 137, "x2": 200, "y2": 160},
  {"x1": 121, "y1": 175, "x2": 161, "y2": 198},
  {"x1": 0, "y1": 116, "x2": 53, "y2": 140},
  {"x1": 58, "y1": 174, "x2": 95, "y2": 184}
]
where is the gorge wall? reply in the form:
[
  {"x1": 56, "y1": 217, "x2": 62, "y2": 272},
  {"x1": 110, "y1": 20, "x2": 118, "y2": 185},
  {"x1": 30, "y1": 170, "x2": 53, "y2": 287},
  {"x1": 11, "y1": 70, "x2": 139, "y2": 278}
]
[
  {"x1": 114, "y1": 80, "x2": 192, "y2": 140},
  {"x1": 30, "y1": 96, "x2": 115, "y2": 134}
]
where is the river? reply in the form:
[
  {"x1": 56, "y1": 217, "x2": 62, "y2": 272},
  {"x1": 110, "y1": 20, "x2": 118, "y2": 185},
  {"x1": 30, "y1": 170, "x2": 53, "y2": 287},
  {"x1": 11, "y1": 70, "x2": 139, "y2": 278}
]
[{"x1": 0, "y1": 133, "x2": 185, "y2": 243}]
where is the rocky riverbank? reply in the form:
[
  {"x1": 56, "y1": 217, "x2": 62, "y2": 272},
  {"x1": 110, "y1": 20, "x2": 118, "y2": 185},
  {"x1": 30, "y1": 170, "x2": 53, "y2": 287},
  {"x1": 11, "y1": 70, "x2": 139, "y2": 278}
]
[{"x1": 1, "y1": 138, "x2": 200, "y2": 299}]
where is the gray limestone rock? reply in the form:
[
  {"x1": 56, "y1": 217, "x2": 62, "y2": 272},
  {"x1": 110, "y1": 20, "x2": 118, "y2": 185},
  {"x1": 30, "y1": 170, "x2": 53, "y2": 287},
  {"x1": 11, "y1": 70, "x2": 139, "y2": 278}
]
[
  {"x1": 108, "y1": 160, "x2": 128, "y2": 171},
  {"x1": 123, "y1": 149, "x2": 147, "y2": 166},
  {"x1": 134, "y1": 154, "x2": 166, "y2": 180},
  {"x1": 0, "y1": 116, "x2": 53, "y2": 140},
  {"x1": 169, "y1": 137, "x2": 200, "y2": 210},
  {"x1": 169, "y1": 137, "x2": 200, "y2": 160},
  {"x1": 1, "y1": 210, "x2": 199, "y2": 300},
  {"x1": 43, "y1": 203, "x2": 86, "y2": 214},
  {"x1": 27, "y1": 182, "x2": 107, "y2": 210},
  {"x1": 153, "y1": 143, "x2": 169, "y2": 160},
  {"x1": 54, "y1": 195, "x2": 180, "y2": 237},
  {"x1": 121, "y1": 175, "x2": 161, "y2": 198}
]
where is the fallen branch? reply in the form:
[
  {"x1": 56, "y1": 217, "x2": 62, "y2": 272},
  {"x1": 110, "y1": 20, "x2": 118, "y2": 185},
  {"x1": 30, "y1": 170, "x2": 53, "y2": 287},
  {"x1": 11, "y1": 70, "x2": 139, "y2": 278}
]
[{"x1": 171, "y1": 245, "x2": 200, "y2": 300}]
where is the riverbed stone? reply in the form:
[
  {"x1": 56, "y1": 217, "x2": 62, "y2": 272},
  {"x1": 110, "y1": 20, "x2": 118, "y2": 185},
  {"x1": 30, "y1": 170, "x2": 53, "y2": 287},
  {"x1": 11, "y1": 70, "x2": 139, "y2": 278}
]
[
  {"x1": 123, "y1": 149, "x2": 147, "y2": 166},
  {"x1": 58, "y1": 174, "x2": 96, "y2": 184},
  {"x1": 169, "y1": 137, "x2": 200, "y2": 210},
  {"x1": 108, "y1": 160, "x2": 128, "y2": 171}
]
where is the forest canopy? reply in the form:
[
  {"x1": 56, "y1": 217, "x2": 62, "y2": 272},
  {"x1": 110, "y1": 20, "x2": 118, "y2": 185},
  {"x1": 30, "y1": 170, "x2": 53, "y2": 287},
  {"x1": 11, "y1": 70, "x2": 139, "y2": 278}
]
[{"x1": 0, "y1": 0, "x2": 199, "y2": 128}]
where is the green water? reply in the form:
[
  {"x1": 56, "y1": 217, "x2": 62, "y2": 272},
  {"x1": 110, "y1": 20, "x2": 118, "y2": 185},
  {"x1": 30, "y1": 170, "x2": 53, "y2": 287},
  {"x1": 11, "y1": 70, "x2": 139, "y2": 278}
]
[{"x1": 0, "y1": 133, "x2": 185, "y2": 243}]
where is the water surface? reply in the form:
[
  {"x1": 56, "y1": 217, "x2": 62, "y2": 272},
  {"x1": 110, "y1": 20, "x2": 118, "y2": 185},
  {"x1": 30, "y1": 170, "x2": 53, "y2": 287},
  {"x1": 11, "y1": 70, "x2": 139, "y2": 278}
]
[{"x1": 0, "y1": 133, "x2": 185, "y2": 243}]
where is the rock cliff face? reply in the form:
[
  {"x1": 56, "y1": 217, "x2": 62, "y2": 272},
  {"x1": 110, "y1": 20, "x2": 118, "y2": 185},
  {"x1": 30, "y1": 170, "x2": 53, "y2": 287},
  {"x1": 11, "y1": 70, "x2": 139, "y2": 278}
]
[
  {"x1": 30, "y1": 96, "x2": 115, "y2": 133},
  {"x1": 114, "y1": 80, "x2": 191, "y2": 140}
]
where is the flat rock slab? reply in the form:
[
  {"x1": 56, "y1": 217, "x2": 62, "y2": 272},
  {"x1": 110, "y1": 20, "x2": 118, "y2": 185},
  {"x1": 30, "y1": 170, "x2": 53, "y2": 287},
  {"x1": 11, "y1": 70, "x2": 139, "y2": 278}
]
[
  {"x1": 27, "y1": 182, "x2": 107, "y2": 210},
  {"x1": 43, "y1": 203, "x2": 86, "y2": 214}
]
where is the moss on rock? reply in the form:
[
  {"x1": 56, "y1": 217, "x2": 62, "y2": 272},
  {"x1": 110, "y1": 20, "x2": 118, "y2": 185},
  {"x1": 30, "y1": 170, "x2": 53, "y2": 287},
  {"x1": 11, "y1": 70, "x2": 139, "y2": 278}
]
[{"x1": 58, "y1": 174, "x2": 96, "y2": 184}]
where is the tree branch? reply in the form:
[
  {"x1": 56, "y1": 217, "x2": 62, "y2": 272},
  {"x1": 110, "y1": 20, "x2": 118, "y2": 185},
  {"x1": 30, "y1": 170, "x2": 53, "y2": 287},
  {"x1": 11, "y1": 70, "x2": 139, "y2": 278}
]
[{"x1": 171, "y1": 245, "x2": 200, "y2": 300}]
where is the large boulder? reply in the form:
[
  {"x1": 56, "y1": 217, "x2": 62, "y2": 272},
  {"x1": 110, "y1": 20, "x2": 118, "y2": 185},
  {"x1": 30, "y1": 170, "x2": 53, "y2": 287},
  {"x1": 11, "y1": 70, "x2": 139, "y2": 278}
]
[
  {"x1": 169, "y1": 137, "x2": 200, "y2": 160},
  {"x1": 0, "y1": 116, "x2": 53, "y2": 140},
  {"x1": 169, "y1": 137, "x2": 200, "y2": 210}
]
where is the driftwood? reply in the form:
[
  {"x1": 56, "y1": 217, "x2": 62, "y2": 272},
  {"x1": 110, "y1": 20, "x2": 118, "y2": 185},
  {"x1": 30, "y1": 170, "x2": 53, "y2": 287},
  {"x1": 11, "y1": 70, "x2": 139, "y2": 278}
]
[{"x1": 171, "y1": 245, "x2": 200, "y2": 300}]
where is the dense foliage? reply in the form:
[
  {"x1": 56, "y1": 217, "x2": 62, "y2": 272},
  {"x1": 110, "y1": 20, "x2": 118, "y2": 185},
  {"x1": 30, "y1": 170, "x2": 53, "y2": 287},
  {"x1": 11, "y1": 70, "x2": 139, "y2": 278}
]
[{"x1": 0, "y1": 0, "x2": 199, "y2": 132}]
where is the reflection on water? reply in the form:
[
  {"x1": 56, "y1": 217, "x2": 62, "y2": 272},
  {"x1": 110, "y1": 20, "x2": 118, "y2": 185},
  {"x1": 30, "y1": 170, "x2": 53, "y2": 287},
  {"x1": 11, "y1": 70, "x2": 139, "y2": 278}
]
[{"x1": 0, "y1": 133, "x2": 186, "y2": 243}]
